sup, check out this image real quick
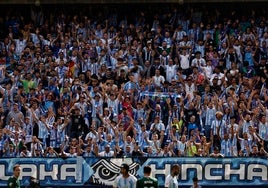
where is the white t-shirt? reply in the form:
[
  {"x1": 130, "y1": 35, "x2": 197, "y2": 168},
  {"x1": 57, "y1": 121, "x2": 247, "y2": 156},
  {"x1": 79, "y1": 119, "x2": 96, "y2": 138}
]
[
  {"x1": 210, "y1": 73, "x2": 225, "y2": 85},
  {"x1": 98, "y1": 150, "x2": 114, "y2": 157},
  {"x1": 15, "y1": 39, "x2": 27, "y2": 55},
  {"x1": 191, "y1": 58, "x2": 206, "y2": 67},
  {"x1": 165, "y1": 174, "x2": 179, "y2": 188},
  {"x1": 153, "y1": 75, "x2": 165, "y2": 87},
  {"x1": 203, "y1": 65, "x2": 213, "y2": 79},
  {"x1": 113, "y1": 174, "x2": 137, "y2": 188},
  {"x1": 179, "y1": 54, "x2": 190, "y2": 69}
]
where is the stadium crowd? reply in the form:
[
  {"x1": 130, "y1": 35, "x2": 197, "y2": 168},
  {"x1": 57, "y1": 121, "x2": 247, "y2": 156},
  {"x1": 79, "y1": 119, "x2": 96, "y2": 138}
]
[{"x1": 0, "y1": 4, "x2": 267, "y2": 158}]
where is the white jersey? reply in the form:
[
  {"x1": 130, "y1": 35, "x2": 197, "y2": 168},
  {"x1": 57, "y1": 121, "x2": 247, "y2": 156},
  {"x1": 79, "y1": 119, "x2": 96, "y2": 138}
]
[
  {"x1": 38, "y1": 120, "x2": 49, "y2": 140},
  {"x1": 176, "y1": 141, "x2": 187, "y2": 156},
  {"x1": 113, "y1": 174, "x2": 137, "y2": 188},
  {"x1": 98, "y1": 150, "x2": 114, "y2": 157},
  {"x1": 14, "y1": 39, "x2": 27, "y2": 55},
  {"x1": 258, "y1": 122, "x2": 268, "y2": 141},
  {"x1": 153, "y1": 75, "x2": 165, "y2": 87},
  {"x1": 165, "y1": 65, "x2": 177, "y2": 83},
  {"x1": 165, "y1": 174, "x2": 179, "y2": 188},
  {"x1": 107, "y1": 97, "x2": 120, "y2": 116}
]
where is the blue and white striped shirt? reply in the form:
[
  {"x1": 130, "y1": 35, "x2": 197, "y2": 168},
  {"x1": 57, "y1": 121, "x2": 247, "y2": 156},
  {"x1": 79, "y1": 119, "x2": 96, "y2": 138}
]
[{"x1": 113, "y1": 174, "x2": 137, "y2": 188}]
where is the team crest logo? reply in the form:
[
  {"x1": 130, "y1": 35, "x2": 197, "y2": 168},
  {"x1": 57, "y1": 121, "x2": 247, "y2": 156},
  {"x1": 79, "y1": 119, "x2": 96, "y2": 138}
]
[{"x1": 86, "y1": 158, "x2": 139, "y2": 186}]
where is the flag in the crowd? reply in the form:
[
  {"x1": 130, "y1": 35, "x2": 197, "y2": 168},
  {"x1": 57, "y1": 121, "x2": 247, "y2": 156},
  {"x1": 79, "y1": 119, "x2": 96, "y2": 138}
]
[{"x1": 68, "y1": 60, "x2": 75, "y2": 78}]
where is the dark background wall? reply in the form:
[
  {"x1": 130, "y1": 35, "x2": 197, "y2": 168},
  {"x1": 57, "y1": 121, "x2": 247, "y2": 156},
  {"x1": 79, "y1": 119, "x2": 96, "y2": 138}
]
[{"x1": 0, "y1": 0, "x2": 268, "y2": 4}]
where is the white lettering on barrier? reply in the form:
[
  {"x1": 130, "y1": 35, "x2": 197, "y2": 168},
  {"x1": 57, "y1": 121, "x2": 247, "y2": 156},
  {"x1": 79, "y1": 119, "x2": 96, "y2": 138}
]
[
  {"x1": 60, "y1": 164, "x2": 76, "y2": 180},
  {"x1": 150, "y1": 163, "x2": 170, "y2": 177},
  {"x1": 0, "y1": 163, "x2": 77, "y2": 182},
  {"x1": 0, "y1": 164, "x2": 9, "y2": 180},
  {"x1": 181, "y1": 164, "x2": 202, "y2": 180},
  {"x1": 224, "y1": 164, "x2": 245, "y2": 180},
  {"x1": 142, "y1": 162, "x2": 267, "y2": 182},
  {"x1": 247, "y1": 164, "x2": 267, "y2": 181},
  {"x1": 39, "y1": 164, "x2": 58, "y2": 180},
  {"x1": 205, "y1": 164, "x2": 223, "y2": 180},
  {"x1": 20, "y1": 164, "x2": 37, "y2": 179}
]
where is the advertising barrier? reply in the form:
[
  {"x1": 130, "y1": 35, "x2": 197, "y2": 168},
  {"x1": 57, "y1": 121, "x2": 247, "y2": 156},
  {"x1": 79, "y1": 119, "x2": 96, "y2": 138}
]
[{"x1": 0, "y1": 157, "x2": 267, "y2": 187}]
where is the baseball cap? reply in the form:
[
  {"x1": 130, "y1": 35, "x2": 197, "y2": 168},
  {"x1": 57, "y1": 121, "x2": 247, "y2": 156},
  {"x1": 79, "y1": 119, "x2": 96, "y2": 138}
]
[{"x1": 120, "y1": 163, "x2": 129, "y2": 172}]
